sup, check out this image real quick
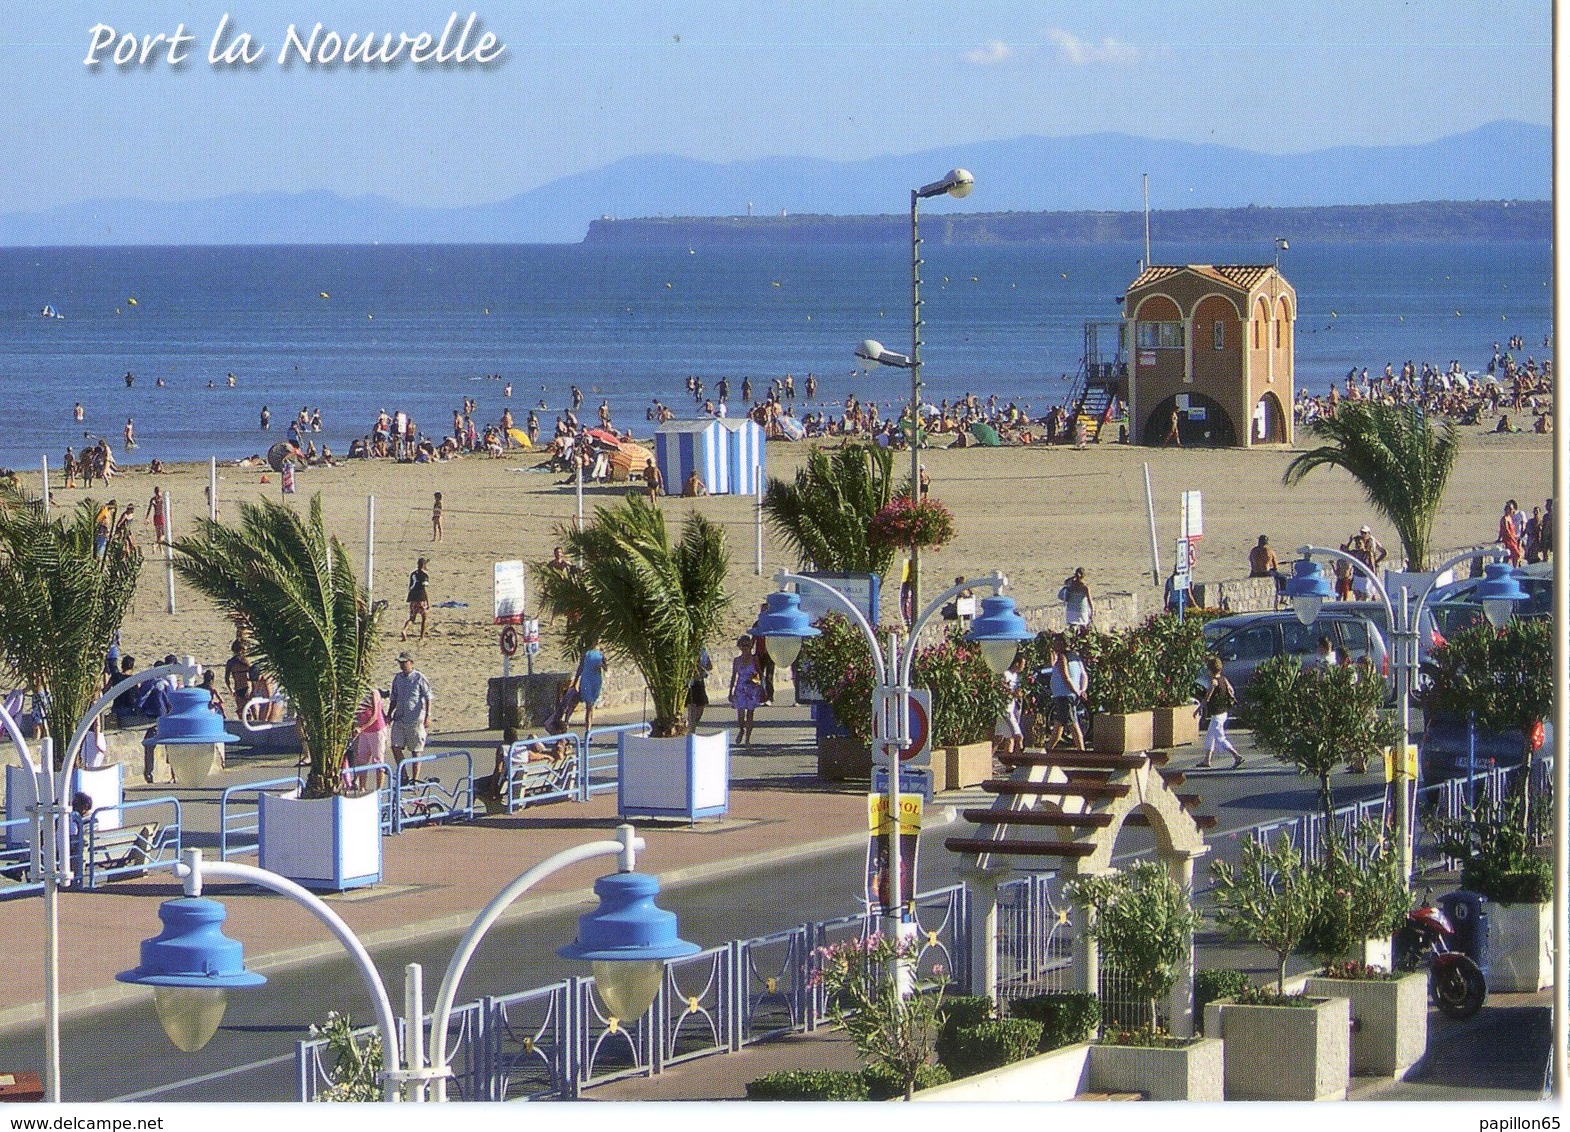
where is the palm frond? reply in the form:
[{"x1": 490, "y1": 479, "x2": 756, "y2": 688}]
[{"x1": 762, "y1": 444, "x2": 895, "y2": 576}]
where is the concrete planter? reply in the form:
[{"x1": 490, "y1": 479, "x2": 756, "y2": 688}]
[
  {"x1": 909, "y1": 1042, "x2": 1090, "y2": 1102},
  {"x1": 1487, "y1": 901, "x2": 1554, "y2": 992},
  {"x1": 817, "y1": 736, "x2": 871, "y2": 781},
  {"x1": 1204, "y1": 996, "x2": 1350, "y2": 1101},
  {"x1": 1304, "y1": 971, "x2": 1427, "y2": 1078},
  {"x1": 1092, "y1": 710, "x2": 1153, "y2": 754},
  {"x1": 1151, "y1": 703, "x2": 1200, "y2": 749},
  {"x1": 258, "y1": 788, "x2": 382, "y2": 891},
  {"x1": 936, "y1": 741, "x2": 992, "y2": 792},
  {"x1": 1088, "y1": 1037, "x2": 1223, "y2": 1101}
]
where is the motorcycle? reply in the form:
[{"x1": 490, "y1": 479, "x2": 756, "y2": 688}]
[{"x1": 1393, "y1": 893, "x2": 1487, "y2": 1020}]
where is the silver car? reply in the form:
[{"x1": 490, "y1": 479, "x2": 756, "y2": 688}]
[{"x1": 1201, "y1": 605, "x2": 1393, "y2": 712}]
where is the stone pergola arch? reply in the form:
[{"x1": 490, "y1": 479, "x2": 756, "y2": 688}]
[{"x1": 947, "y1": 750, "x2": 1213, "y2": 1035}]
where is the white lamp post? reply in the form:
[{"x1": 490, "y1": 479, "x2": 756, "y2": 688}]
[
  {"x1": 1284, "y1": 545, "x2": 1524, "y2": 884},
  {"x1": 117, "y1": 824, "x2": 696, "y2": 1102},
  {"x1": 760, "y1": 570, "x2": 1029, "y2": 965},
  {"x1": 0, "y1": 659, "x2": 204, "y2": 1104}
]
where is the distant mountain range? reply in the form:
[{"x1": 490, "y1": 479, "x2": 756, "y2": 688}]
[{"x1": 0, "y1": 120, "x2": 1548, "y2": 246}]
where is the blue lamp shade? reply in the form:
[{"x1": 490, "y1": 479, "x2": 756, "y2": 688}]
[
  {"x1": 1474, "y1": 562, "x2": 1529, "y2": 627},
  {"x1": 155, "y1": 688, "x2": 242, "y2": 746},
  {"x1": 1284, "y1": 559, "x2": 1334, "y2": 626},
  {"x1": 117, "y1": 897, "x2": 265, "y2": 1052},
  {"x1": 967, "y1": 594, "x2": 1034, "y2": 674},
  {"x1": 754, "y1": 591, "x2": 820, "y2": 669},
  {"x1": 558, "y1": 871, "x2": 699, "y2": 1022}
]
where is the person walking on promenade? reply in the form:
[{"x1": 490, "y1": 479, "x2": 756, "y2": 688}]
[
  {"x1": 1343, "y1": 525, "x2": 1386, "y2": 597},
  {"x1": 401, "y1": 556, "x2": 430, "y2": 641},
  {"x1": 388, "y1": 651, "x2": 432, "y2": 785},
  {"x1": 1060, "y1": 567, "x2": 1094, "y2": 629},
  {"x1": 572, "y1": 642, "x2": 606, "y2": 734},
  {"x1": 686, "y1": 646, "x2": 712, "y2": 732},
  {"x1": 727, "y1": 635, "x2": 764, "y2": 746},
  {"x1": 994, "y1": 654, "x2": 1026, "y2": 760},
  {"x1": 1045, "y1": 634, "x2": 1088, "y2": 751},
  {"x1": 1197, "y1": 656, "x2": 1242, "y2": 769}
]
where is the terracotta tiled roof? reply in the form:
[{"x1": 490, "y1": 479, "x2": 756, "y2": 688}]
[{"x1": 1128, "y1": 264, "x2": 1279, "y2": 293}]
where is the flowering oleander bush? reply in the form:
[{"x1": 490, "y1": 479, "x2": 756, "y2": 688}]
[
  {"x1": 809, "y1": 933, "x2": 945, "y2": 1101},
  {"x1": 1138, "y1": 612, "x2": 1212, "y2": 708},
  {"x1": 867, "y1": 496, "x2": 956, "y2": 552},
  {"x1": 1318, "y1": 960, "x2": 1398, "y2": 982},
  {"x1": 796, "y1": 616, "x2": 1005, "y2": 748},
  {"x1": 1077, "y1": 626, "x2": 1162, "y2": 715}
]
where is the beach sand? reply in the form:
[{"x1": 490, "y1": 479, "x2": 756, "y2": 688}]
[{"x1": 25, "y1": 429, "x2": 1554, "y2": 731}]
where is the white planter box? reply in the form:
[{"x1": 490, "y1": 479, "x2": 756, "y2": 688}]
[
  {"x1": 618, "y1": 731, "x2": 729, "y2": 821},
  {"x1": 258, "y1": 788, "x2": 382, "y2": 891},
  {"x1": 1304, "y1": 971, "x2": 1428, "y2": 1078},
  {"x1": 1089, "y1": 1037, "x2": 1224, "y2": 1100},
  {"x1": 8, "y1": 763, "x2": 125, "y2": 848},
  {"x1": 909, "y1": 1042, "x2": 1090, "y2": 1102},
  {"x1": 1487, "y1": 901, "x2": 1554, "y2": 992},
  {"x1": 1204, "y1": 996, "x2": 1351, "y2": 1101}
]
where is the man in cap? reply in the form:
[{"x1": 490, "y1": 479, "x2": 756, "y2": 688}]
[{"x1": 388, "y1": 651, "x2": 433, "y2": 783}]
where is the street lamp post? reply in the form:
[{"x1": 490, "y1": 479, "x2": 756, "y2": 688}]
[
  {"x1": 859, "y1": 168, "x2": 973, "y2": 623},
  {"x1": 0, "y1": 659, "x2": 211, "y2": 1104},
  {"x1": 1284, "y1": 546, "x2": 1525, "y2": 884},
  {"x1": 759, "y1": 570, "x2": 1030, "y2": 960},
  {"x1": 117, "y1": 824, "x2": 695, "y2": 1102}
]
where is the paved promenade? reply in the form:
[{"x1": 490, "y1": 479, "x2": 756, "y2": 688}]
[{"x1": 0, "y1": 704, "x2": 1556, "y2": 1103}]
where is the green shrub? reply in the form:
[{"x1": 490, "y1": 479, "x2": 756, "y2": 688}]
[
  {"x1": 745, "y1": 1069, "x2": 870, "y2": 1101},
  {"x1": 1470, "y1": 859, "x2": 1553, "y2": 905},
  {"x1": 936, "y1": 1018, "x2": 1043, "y2": 1079},
  {"x1": 862, "y1": 1062, "x2": 952, "y2": 1100},
  {"x1": 1007, "y1": 992, "x2": 1100, "y2": 1050},
  {"x1": 936, "y1": 995, "x2": 996, "y2": 1032},
  {"x1": 1194, "y1": 969, "x2": 1250, "y2": 1032}
]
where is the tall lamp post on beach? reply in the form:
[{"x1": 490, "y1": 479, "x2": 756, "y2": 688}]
[
  {"x1": 857, "y1": 168, "x2": 973, "y2": 621},
  {"x1": 117, "y1": 824, "x2": 695, "y2": 1102},
  {"x1": 0, "y1": 660, "x2": 212, "y2": 1104},
  {"x1": 758, "y1": 571, "x2": 1031, "y2": 965},
  {"x1": 1283, "y1": 547, "x2": 1526, "y2": 885}
]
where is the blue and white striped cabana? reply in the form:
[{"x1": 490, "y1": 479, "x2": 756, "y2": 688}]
[
  {"x1": 719, "y1": 417, "x2": 766, "y2": 495},
  {"x1": 655, "y1": 418, "x2": 728, "y2": 495}
]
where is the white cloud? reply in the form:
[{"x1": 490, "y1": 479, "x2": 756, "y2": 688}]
[
  {"x1": 1044, "y1": 28, "x2": 1141, "y2": 66},
  {"x1": 965, "y1": 40, "x2": 1015, "y2": 65}
]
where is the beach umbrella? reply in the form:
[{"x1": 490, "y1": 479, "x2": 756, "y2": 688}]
[
  {"x1": 586, "y1": 428, "x2": 621, "y2": 448},
  {"x1": 506, "y1": 427, "x2": 532, "y2": 449},
  {"x1": 266, "y1": 442, "x2": 302, "y2": 472},
  {"x1": 968, "y1": 422, "x2": 1001, "y2": 447},
  {"x1": 610, "y1": 442, "x2": 654, "y2": 473}
]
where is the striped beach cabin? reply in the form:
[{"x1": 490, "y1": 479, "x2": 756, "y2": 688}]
[
  {"x1": 655, "y1": 418, "x2": 728, "y2": 494},
  {"x1": 718, "y1": 418, "x2": 766, "y2": 495}
]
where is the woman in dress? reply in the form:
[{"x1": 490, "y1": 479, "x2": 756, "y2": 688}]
[
  {"x1": 345, "y1": 688, "x2": 389, "y2": 791},
  {"x1": 727, "y1": 635, "x2": 764, "y2": 745}
]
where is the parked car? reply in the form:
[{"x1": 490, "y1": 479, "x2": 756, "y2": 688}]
[
  {"x1": 1426, "y1": 561, "x2": 1553, "y2": 642},
  {"x1": 1201, "y1": 605, "x2": 1392, "y2": 716},
  {"x1": 1419, "y1": 714, "x2": 1553, "y2": 785}
]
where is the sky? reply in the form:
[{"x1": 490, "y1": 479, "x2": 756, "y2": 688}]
[{"x1": 0, "y1": 2, "x2": 1552, "y2": 213}]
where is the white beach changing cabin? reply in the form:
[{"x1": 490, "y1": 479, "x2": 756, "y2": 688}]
[
  {"x1": 718, "y1": 417, "x2": 766, "y2": 495},
  {"x1": 655, "y1": 418, "x2": 728, "y2": 494}
]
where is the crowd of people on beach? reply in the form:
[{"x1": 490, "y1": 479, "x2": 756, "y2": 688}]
[{"x1": 1294, "y1": 344, "x2": 1555, "y2": 434}]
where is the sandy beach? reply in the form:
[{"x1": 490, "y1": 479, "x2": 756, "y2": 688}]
[{"x1": 21, "y1": 428, "x2": 1554, "y2": 731}]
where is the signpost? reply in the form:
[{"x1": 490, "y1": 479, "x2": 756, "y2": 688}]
[
  {"x1": 872, "y1": 687, "x2": 931, "y2": 769},
  {"x1": 494, "y1": 560, "x2": 527, "y2": 685}
]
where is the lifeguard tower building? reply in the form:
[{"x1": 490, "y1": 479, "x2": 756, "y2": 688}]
[{"x1": 1122, "y1": 264, "x2": 1295, "y2": 447}]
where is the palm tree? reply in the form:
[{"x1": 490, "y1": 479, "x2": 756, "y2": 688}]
[
  {"x1": 532, "y1": 495, "x2": 729, "y2": 738},
  {"x1": 1282, "y1": 401, "x2": 1458, "y2": 569},
  {"x1": 0, "y1": 486, "x2": 140, "y2": 767},
  {"x1": 172, "y1": 495, "x2": 381, "y2": 797},
  {"x1": 762, "y1": 443, "x2": 896, "y2": 576}
]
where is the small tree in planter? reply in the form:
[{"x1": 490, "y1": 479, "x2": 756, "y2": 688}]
[
  {"x1": 532, "y1": 496, "x2": 730, "y2": 738},
  {"x1": 1209, "y1": 835, "x2": 1319, "y2": 995},
  {"x1": 1142, "y1": 613, "x2": 1212, "y2": 747},
  {"x1": 1426, "y1": 791, "x2": 1553, "y2": 906},
  {"x1": 1065, "y1": 862, "x2": 1198, "y2": 1036},
  {"x1": 1077, "y1": 627, "x2": 1160, "y2": 751},
  {"x1": 1243, "y1": 655, "x2": 1400, "y2": 847},
  {"x1": 1301, "y1": 822, "x2": 1409, "y2": 970},
  {"x1": 1419, "y1": 618, "x2": 1554, "y2": 826},
  {"x1": 174, "y1": 496, "x2": 379, "y2": 798}
]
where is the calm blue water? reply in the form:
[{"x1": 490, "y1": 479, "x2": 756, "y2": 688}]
[{"x1": 0, "y1": 240, "x2": 1551, "y2": 467}]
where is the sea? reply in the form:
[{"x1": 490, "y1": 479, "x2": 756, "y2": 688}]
[{"x1": 0, "y1": 238, "x2": 1552, "y2": 468}]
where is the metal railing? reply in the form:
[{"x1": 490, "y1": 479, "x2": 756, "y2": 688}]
[
  {"x1": 499, "y1": 731, "x2": 582, "y2": 812},
  {"x1": 74, "y1": 797, "x2": 183, "y2": 888},
  {"x1": 391, "y1": 750, "x2": 477, "y2": 831},
  {"x1": 581, "y1": 723, "x2": 649, "y2": 801},
  {"x1": 0, "y1": 813, "x2": 41, "y2": 899}
]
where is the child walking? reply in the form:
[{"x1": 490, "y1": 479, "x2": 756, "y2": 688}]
[
  {"x1": 1197, "y1": 655, "x2": 1243, "y2": 769},
  {"x1": 431, "y1": 492, "x2": 444, "y2": 542}
]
